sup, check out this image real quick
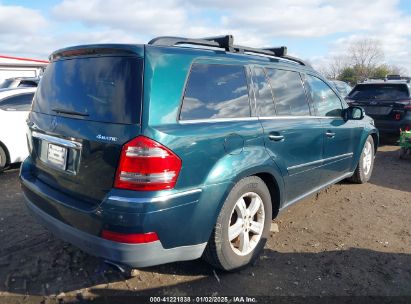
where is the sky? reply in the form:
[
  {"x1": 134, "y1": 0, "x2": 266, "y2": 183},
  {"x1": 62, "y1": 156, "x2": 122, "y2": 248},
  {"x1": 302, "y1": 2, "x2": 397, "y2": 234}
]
[{"x1": 1, "y1": 0, "x2": 411, "y2": 73}]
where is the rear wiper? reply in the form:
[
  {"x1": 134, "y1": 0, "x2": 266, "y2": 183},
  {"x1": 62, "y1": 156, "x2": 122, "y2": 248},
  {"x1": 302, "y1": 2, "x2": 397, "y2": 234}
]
[{"x1": 52, "y1": 108, "x2": 89, "y2": 117}]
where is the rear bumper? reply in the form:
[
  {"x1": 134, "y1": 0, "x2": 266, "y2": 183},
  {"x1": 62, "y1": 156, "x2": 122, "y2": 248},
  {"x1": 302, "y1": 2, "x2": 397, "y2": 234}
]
[
  {"x1": 19, "y1": 157, "x2": 221, "y2": 267},
  {"x1": 24, "y1": 196, "x2": 206, "y2": 267}
]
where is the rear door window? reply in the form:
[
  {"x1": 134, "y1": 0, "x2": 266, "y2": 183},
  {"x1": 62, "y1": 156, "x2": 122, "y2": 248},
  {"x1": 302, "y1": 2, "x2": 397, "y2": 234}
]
[
  {"x1": 252, "y1": 67, "x2": 276, "y2": 117},
  {"x1": 349, "y1": 84, "x2": 410, "y2": 100},
  {"x1": 266, "y1": 69, "x2": 310, "y2": 116},
  {"x1": 305, "y1": 75, "x2": 343, "y2": 117},
  {"x1": 0, "y1": 93, "x2": 34, "y2": 111},
  {"x1": 33, "y1": 56, "x2": 143, "y2": 124},
  {"x1": 180, "y1": 64, "x2": 251, "y2": 120}
]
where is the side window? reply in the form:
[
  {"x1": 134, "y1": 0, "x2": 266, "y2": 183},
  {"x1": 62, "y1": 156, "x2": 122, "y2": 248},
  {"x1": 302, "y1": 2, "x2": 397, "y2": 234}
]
[
  {"x1": 252, "y1": 67, "x2": 276, "y2": 117},
  {"x1": 180, "y1": 64, "x2": 251, "y2": 120},
  {"x1": 266, "y1": 69, "x2": 310, "y2": 116},
  {"x1": 305, "y1": 75, "x2": 343, "y2": 117},
  {"x1": 0, "y1": 93, "x2": 34, "y2": 111}
]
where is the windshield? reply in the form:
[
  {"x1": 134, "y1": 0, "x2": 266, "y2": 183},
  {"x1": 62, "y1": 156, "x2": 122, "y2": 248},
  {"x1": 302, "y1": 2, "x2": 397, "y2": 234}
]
[
  {"x1": 32, "y1": 55, "x2": 143, "y2": 124},
  {"x1": 349, "y1": 84, "x2": 409, "y2": 101}
]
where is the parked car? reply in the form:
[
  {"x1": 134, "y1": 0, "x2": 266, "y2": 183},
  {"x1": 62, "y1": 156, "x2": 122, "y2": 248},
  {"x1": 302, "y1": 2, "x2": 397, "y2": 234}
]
[
  {"x1": 346, "y1": 79, "x2": 411, "y2": 134},
  {"x1": 329, "y1": 80, "x2": 352, "y2": 97},
  {"x1": 20, "y1": 35, "x2": 378, "y2": 271},
  {"x1": 0, "y1": 87, "x2": 36, "y2": 171},
  {"x1": 0, "y1": 77, "x2": 39, "y2": 89}
]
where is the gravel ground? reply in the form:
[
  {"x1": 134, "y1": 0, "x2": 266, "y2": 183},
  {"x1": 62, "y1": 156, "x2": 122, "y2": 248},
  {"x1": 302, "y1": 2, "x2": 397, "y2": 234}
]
[{"x1": 0, "y1": 143, "x2": 410, "y2": 303}]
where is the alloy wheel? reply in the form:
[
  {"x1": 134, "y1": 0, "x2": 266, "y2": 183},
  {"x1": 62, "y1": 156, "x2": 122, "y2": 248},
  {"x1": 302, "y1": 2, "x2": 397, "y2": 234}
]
[{"x1": 228, "y1": 192, "x2": 265, "y2": 256}]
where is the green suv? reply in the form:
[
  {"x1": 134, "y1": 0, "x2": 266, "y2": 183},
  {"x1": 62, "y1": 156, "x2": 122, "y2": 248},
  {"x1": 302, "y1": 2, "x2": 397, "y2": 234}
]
[{"x1": 20, "y1": 35, "x2": 378, "y2": 271}]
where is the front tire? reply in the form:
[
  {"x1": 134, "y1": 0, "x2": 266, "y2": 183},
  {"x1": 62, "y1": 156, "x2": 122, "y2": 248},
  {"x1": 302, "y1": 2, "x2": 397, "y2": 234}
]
[
  {"x1": 349, "y1": 135, "x2": 375, "y2": 184},
  {"x1": 203, "y1": 176, "x2": 272, "y2": 271}
]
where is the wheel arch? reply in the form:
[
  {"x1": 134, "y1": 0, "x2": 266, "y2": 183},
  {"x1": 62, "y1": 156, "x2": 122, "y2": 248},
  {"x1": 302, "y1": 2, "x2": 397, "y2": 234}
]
[
  {"x1": 197, "y1": 155, "x2": 285, "y2": 246},
  {"x1": 351, "y1": 130, "x2": 378, "y2": 173},
  {"x1": 254, "y1": 172, "x2": 282, "y2": 219},
  {"x1": 227, "y1": 167, "x2": 284, "y2": 220},
  {"x1": 369, "y1": 131, "x2": 379, "y2": 154}
]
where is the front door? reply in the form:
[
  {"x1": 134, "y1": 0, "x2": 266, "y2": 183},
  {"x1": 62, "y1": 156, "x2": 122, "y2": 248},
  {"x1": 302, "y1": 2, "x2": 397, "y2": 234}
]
[
  {"x1": 304, "y1": 74, "x2": 362, "y2": 183},
  {"x1": 251, "y1": 66, "x2": 324, "y2": 205}
]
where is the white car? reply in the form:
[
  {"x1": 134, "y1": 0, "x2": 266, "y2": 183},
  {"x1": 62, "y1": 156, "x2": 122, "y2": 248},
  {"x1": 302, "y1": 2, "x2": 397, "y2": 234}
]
[{"x1": 0, "y1": 87, "x2": 36, "y2": 171}]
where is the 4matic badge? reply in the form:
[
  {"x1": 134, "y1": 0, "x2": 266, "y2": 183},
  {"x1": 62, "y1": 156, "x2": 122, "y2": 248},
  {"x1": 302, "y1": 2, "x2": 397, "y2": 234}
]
[{"x1": 96, "y1": 134, "x2": 118, "y2": 142}]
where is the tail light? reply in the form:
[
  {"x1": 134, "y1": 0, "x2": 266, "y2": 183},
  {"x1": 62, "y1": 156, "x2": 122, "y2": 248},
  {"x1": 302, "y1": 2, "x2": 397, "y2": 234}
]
[
  {"x1": 395, "y1": 113, "x2": 401, "y2": 120},
  {"x1": 114, "y1": 136, "x2": 182, "y2": 191}
]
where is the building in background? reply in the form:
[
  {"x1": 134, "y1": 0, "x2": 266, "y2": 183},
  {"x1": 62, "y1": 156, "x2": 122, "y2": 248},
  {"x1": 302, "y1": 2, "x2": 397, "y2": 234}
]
[{"x1": 0, "y1": 55, "x2": 48, "y2": 84}]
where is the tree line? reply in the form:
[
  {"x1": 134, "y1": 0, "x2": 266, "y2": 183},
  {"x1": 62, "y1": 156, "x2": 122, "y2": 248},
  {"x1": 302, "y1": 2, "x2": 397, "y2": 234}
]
[{"x1": 318, "y1": 38, "x2": 407, "y2": 85}]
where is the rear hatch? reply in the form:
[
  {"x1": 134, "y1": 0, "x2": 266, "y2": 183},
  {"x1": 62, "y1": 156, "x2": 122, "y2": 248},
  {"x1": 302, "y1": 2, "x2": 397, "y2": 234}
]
[
  {"x1": 347, "y1": 83, "x2": 411, "y2": 120},
  {"x1": 27, "y1": 46, "x2": 144, "y2": 207}
]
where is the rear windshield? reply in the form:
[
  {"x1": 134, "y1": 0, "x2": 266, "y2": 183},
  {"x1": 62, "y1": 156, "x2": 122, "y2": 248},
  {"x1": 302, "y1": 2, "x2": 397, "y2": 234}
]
[
  {"x1": 348, "y1": 84, "x2": 410, "y2": 100},
  {"x1": 33, "y1": 56, "x2": 143, "y2": 124}
]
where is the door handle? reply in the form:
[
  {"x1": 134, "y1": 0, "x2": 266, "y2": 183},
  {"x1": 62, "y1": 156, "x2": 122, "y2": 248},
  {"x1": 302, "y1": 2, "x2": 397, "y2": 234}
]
[
  {"x1": 326, "y1": 131, "x2": 336, "y2": 138},
  {"x1": 268, "y1": 134, "x2": 284, "y2": 141}
]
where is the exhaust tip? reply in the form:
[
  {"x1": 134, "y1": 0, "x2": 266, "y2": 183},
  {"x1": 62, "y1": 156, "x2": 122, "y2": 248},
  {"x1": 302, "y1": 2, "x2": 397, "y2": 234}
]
[{"x1": 104, "y1": 260, "x2": 139, "y2": 278}]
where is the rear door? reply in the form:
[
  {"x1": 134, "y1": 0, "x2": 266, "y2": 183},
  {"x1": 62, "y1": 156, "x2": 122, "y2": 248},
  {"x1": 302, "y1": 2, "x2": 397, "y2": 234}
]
[
  {"x1": 27, "y1": 52, "x2": 143, "y2": 207},
  {"x1": 252, "y1": 66, "x2": 324, "y2": 205},
  {"x1": 177, "y1": 62, "x2": 264, "y2": 187},
  {"x1": 305, "y1": 74, "x2": 362, "y2": 183}
]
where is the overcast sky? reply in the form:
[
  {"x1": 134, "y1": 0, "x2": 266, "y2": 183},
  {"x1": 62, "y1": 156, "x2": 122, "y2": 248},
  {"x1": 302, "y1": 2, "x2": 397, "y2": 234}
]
[{"x1": 1, "y1": 0, "x2": 410, "y2": 73}]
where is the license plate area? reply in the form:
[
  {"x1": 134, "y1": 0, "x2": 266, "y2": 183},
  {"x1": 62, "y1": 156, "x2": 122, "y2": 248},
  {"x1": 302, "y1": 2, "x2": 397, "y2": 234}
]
[{"x1": 47, "y1": 143, "x2": 68, "y2": 171}]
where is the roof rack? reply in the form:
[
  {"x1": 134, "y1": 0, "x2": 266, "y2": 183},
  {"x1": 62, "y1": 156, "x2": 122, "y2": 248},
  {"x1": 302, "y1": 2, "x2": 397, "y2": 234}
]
[
  {"x1": 263, "y1": 46, "x2": 287, "y2": 57},
  {"x1": 148, "y1": 35, "x2": 234, "y2": 52},
  {"x1": 363, "y1": 76, "x2": 411, "y2": 84},
  {"x1": 147, "y1": 35, "x2": 306, "y2": 66},
  {"x1": 386, "y1": 74, "x2": 401, "y2": 80}
]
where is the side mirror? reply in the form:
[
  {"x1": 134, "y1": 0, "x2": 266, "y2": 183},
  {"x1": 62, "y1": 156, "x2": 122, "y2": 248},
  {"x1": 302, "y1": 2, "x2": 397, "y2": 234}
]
[{"x1": 343, "y1": 106, "x2": 364, "y2": 121}]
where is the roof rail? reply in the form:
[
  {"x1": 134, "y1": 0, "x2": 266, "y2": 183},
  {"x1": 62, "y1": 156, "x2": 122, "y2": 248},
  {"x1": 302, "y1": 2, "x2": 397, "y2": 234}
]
[
  {"x1": 363, "y1": 77, "x2": 411, "y2": 84},
  {"x1": 148, "y1": 35, "x2": 234, "y2": 51},
  {"x1": 148, "y1": 35, "x2": 307, "y2": 66},
  {"x1": 234, "y1": 45, "x2": 307, "y2": 66}
]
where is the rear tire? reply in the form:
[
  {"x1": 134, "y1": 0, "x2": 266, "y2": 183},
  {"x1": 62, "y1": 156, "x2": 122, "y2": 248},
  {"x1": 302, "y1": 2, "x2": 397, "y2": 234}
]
[
  {"x1": 203, "y1": 176, "x2": 272, "y2": 271},
  {"x1": 348, "y1": 135, "x2": 375, "y2": 184},
  {"x1": 0, "y1": 145, "x2": 7, "y2": 172}
]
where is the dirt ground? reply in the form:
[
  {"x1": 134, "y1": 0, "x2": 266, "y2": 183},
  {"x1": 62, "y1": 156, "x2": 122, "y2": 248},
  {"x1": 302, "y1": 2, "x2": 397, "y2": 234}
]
[{"x1": 0, "y1": 141, "x2": 410, "y2": 303}]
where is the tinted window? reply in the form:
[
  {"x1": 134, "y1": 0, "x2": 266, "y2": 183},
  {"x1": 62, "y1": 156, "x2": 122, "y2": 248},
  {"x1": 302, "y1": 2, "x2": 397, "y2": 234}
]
[
  {"x1": 0, "y1": 93, "x2": 34, "y2": 111},
  {"x1": 266, "y1": 69, "x2": 310, "y2": 116},
  {"x1": 252, "y1": 67, "x2": 276, "y2": 116},
  {"x1": 348, "y1": 84, "x2": 409, "y2": 100},
  {"x1": 33, "y1": 56, "x2": 143, "y2": 124},
  {"x1": 180, "y1": 64, "x2": 250, "y2": 120},
  {"x1": 306, "y1": 75, "x2": 342, "y2": 117}
]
